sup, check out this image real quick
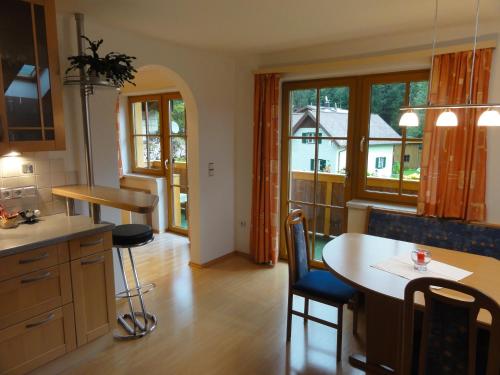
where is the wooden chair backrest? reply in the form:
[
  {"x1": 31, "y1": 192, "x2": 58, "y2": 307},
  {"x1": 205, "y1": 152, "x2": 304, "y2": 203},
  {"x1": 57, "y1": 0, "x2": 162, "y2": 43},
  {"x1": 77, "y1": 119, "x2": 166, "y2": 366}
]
[
  {"x1": 284, "y1": 209, "x2": 311, "y2": 286},
  {"x1": 402, "y1": 277, "x2": 500, "y2": 375}
]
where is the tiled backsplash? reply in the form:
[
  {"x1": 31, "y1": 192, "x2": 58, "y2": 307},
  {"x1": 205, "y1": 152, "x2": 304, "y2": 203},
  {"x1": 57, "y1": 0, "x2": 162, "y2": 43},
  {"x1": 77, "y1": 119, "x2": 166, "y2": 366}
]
[{"x1": 0, "y1": 154, "x2": 78, "y2": 216}]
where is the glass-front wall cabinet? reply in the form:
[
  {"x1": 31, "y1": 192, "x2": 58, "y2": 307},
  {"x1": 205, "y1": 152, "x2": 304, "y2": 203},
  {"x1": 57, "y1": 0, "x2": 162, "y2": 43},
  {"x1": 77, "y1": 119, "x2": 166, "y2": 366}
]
[{"x1": 0, "y1": 0, "x2": 64, "y2": 153}]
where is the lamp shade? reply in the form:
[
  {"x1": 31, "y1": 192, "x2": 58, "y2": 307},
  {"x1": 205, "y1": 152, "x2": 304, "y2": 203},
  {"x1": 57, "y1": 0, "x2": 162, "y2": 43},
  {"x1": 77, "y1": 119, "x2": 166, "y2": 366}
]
[
  {"x1": 399, "y1": 111, "x2": 419, "y2": 127},
  {"x1": 478, "y1": 109, "x2": 500, "y2": 127},
  {"x1": 436, "y1": 110, "x2": 458, "y2": 127}
]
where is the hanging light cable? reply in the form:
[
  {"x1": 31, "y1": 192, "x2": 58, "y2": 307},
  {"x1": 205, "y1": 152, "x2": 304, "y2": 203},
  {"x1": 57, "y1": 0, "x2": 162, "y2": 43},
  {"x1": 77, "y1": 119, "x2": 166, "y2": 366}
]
[{"x1": 400, "y1": 0, "x2": 500, "y2": 127}]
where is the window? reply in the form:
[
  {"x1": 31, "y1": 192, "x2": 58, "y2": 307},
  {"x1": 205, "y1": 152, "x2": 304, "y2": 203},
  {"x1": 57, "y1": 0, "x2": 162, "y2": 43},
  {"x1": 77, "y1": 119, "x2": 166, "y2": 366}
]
[
  {"x1": 375, "y1": 157, "x2": 386, "y2": 169},
  {"x1": 129, "y1": 95, "x2": 163, "y2": 174},
  {"x1": 358, "y1": 70, "x2": 428, "y2": 204},
  {"x1": 128, "y1": 93, "x2": 187, "y2": 176},
  {"x1": 310, "y1": 158, "x2": 327, "y2": 172},
  {"x1": 302, "y1": 132, "x2": 322, "y2": 144}
]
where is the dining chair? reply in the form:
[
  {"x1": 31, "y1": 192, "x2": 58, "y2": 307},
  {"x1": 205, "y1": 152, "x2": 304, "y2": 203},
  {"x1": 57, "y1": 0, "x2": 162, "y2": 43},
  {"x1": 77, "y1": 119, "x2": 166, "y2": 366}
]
[
  {"x1": 284, "y1": 209, "x2": 358, "y2": 362},
  {"x1": 402, "y1": 277, "x2": 500, "y2": 375}
]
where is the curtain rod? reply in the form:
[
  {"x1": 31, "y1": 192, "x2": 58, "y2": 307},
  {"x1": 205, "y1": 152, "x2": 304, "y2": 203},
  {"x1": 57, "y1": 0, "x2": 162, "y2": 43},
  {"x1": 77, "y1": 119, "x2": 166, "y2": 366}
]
[{"x1": 254, "y1": 39, "x2": 497, "y2": 75}]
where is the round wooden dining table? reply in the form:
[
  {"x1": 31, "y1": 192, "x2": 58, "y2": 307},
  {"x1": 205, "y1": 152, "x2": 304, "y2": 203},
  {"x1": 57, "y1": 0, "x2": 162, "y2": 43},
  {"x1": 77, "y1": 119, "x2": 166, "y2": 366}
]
[{"x1": 322, "y1": 232, "x2": 500, "y2": 374}]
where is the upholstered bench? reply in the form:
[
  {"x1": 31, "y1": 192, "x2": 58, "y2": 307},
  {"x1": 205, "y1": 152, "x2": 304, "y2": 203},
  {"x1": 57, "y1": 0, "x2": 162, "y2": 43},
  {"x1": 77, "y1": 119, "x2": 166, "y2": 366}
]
[{"x1": 366, "y1": 207, "x2": 500, "y2": 260}]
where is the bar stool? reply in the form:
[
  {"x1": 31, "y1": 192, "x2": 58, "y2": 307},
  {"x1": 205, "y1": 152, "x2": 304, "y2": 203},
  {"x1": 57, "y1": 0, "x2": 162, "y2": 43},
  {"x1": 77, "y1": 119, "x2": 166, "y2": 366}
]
[{"x1": 113, "y1": 224, "x2": 157, "y2": 339}]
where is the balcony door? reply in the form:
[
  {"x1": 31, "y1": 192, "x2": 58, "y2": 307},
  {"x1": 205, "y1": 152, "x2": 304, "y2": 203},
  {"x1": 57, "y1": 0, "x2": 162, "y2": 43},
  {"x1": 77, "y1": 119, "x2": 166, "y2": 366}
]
[
  {"x1": 280, "y1": 78, "x2": 356, "y2": 265},
  {"x1": 128, "y1": 92, "x2": 188, "y2": 235}
]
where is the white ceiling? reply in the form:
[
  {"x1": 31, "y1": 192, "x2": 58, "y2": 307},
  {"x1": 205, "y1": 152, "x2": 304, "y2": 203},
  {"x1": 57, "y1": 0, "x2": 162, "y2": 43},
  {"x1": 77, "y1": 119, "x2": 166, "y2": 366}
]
[{"x1": 56, "y1": 0, "x2": 500, "y2": 54}]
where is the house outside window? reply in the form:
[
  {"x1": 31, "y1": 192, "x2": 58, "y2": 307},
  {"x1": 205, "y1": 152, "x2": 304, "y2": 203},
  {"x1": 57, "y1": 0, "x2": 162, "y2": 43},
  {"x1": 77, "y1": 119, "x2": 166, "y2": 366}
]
[
  {"x1": 302, "y1": 132, "x2": 322, "y2": 144},
  {"x1": 404, "y1": 154, "x2": 410, "y2": 162}
]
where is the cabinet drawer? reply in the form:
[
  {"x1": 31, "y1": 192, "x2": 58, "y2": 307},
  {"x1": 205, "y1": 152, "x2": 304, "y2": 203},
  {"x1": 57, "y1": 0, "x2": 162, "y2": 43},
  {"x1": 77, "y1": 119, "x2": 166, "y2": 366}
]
[
  {"x1": 0, "y1": 244, "x2": 69, "y2": 282},
  {"x1": 69, "y1": 231, "x2": 112, "y2": 260},
  {"x1": 0, "y1": 264, "x2": 72, "y2": 330},
  {"x1": 0, "y1": 304, "x2": 76, "y2": 375}
]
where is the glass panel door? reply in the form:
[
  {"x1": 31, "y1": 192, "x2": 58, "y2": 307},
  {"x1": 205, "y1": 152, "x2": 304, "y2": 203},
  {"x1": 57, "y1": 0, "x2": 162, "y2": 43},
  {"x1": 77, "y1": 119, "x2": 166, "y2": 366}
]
[
  {"x1": 165, "y1": 95, "x2": 188, "y2": 234},
  {"x1": 282, "y1": 80, "x2": 354, "y2": 264}
]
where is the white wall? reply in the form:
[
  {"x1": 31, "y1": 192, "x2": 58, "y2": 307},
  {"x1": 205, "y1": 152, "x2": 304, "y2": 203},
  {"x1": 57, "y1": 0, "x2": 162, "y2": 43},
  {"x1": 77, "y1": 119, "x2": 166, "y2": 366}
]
[{"x1": 57, "y1": 13, "x2": 238, "y2": 265}]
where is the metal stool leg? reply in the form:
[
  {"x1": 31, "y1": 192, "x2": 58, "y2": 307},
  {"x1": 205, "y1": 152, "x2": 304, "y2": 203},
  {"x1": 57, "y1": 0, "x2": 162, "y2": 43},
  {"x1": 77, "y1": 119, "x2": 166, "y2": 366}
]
[{"x1": 114, "y1": 246, "x2": 157, "y2": 340}]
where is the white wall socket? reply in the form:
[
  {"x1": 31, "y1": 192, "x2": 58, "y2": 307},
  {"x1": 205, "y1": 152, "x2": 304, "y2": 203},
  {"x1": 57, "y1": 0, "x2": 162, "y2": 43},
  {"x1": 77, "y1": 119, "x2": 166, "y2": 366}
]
[
  {"x1": 11, "y1": 188, "x2": 23, "y2": 199},
  {"x1": 0, "y1": 188, "x2": 12, "y2": 200},
  {"x1": 22, "y1": 186, "x2": 36, "y2": 197}
]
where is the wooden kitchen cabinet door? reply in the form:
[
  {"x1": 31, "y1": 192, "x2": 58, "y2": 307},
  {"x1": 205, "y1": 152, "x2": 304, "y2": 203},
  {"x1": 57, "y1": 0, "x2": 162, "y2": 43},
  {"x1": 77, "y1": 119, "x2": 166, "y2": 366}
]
[{"x1": 70, "y1": 250, "x2": 116, "y2": 346}]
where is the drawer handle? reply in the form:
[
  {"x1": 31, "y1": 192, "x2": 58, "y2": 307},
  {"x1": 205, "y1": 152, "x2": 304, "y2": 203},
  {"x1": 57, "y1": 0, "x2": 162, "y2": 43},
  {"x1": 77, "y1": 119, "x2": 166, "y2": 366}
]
[
  {"x1": 21, "y1": 271, "x2": 52, "y2": 284},
  {"x1": 18, "y1": 252, "x2": 49, "y2": 264},
  {"x1": 80, "y1": 238, "x2": 104, "y2": 248},
  {"x1": 81, "y1": 255, "x2": 105, "y2": 265},
  {"x1": 25, "y1": 312, "x2": 55, "y2": 329}
]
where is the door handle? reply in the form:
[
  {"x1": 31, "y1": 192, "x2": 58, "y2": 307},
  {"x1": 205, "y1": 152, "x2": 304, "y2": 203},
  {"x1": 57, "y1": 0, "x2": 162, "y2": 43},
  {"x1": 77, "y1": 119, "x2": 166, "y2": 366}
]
[
  {"x1": 80, "y1": 238, "x2": 103, "y2": 248},
  {"x1": 19, "y1": 253, "x2": 49, "y2": 264},
  {"x1": 164, "y1": 159, "x2": 169, "y2": 170},
  {"x1": 25, "y1": 313, "x2": 55, "y2": 329},
  {"x1": 360, "y1": 136, "x2": 366, "y2": 152},
  {"x1": 21, "y1": 271, "x2": 52, "y2": 284},
  {"x1": 81, "y1": 255, "x2": 105, "y2": 265}
]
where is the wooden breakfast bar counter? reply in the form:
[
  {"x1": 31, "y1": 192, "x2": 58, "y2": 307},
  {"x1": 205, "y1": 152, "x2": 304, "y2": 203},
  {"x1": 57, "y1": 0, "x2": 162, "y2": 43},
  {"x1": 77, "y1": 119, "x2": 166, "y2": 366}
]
[{"x1": 52, "y1": 185, "x2": 159, "y2": 222}]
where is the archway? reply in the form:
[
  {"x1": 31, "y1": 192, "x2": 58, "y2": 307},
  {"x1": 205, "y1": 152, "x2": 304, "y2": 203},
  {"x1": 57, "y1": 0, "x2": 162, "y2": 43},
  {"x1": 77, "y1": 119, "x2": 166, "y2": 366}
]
[{"x1": 119, "y1": 64, "x2": 201, "y2": 264}]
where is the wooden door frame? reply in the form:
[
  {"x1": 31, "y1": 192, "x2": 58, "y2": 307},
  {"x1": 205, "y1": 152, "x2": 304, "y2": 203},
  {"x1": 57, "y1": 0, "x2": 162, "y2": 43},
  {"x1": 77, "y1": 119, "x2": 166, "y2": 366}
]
[
  {"x1": 280, "y1": 76, "x2": 359, "y2": 267},
  {"x1": 162, "y1": 92, "x2": 189, "y2": 236}
]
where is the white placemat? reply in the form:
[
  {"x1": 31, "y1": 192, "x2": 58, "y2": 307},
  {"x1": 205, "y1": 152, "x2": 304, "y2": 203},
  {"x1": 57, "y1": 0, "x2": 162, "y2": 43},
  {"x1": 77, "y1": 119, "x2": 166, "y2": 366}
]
[{"x1": 371, "y1": 254, "x2": 472, "y2": 281}]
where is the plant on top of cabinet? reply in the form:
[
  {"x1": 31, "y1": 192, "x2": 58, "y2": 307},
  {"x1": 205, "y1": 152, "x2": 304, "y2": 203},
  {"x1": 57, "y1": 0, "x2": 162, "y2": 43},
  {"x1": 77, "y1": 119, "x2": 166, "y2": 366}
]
[{"x1": 0, "y1": 0, "x2": 65, "y2": 154}]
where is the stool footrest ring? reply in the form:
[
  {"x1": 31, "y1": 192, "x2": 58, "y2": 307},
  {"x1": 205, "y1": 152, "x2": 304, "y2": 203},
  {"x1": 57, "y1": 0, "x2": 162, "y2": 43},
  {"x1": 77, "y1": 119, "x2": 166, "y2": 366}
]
[{"x1": 115, "y1": 282, "x2": 156, "y2": 299}]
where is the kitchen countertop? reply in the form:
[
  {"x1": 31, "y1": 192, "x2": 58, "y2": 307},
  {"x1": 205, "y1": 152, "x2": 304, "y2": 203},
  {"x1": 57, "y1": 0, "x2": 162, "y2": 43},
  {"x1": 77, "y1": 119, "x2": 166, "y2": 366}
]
[{"x1": 0, "y1": 214, "x2": 114, "y2": 257}]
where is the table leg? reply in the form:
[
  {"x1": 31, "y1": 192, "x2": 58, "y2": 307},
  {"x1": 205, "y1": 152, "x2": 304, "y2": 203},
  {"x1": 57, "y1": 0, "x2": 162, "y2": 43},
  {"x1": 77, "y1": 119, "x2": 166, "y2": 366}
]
[
  {"x1": 65, "y1": 198, "x2": 75, "y2": 216},
  {"x1": 348, "y1": 293, "x2": 403, "y2": 374}
]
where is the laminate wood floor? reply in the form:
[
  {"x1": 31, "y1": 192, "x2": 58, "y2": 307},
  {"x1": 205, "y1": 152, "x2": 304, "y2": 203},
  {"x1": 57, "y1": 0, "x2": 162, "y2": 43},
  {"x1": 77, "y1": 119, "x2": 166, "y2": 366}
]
[{"x1": 34, "y1": 232, "x2": 365, "y2": 375}]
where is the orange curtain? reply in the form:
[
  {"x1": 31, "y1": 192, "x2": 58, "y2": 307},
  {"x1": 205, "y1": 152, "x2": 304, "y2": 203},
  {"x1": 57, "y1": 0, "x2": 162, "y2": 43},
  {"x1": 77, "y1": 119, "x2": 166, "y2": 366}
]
[
  {"x1": 250, "y1": 74, "x2": 280, "y2": 264},
  {"x1": 417, "y1": 48, "x2": 493, "y2": 221}
]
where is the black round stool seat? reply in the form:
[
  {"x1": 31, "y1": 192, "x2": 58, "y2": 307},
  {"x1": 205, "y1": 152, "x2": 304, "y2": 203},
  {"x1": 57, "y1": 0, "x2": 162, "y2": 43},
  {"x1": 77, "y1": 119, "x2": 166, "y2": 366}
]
[{"x1": 112, "y1": 224, "x2": 153, "y2": 247}]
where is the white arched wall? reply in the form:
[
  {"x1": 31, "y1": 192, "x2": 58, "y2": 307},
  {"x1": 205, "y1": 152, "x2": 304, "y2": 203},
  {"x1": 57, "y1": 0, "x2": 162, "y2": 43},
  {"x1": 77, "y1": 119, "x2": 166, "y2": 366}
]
[
  {"x1": 121, "y1": 64, "x2": 201, "y2": 262},
  {"x1": 57, "y1": 13, "x2": 237, "y2": 265}
]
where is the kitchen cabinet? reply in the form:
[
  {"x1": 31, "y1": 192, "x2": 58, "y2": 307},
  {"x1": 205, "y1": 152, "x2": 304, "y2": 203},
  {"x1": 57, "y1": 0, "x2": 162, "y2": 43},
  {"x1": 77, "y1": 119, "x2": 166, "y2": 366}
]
[
  {"x1": 0, "y1": 222, "x2": 115, "y2": 375},
  {"x1": 71, "y1": 249, "x2": 116, "y2": 347},
  {"x1": 0, "y1": 0, "x2": 65, "y2": 154}
]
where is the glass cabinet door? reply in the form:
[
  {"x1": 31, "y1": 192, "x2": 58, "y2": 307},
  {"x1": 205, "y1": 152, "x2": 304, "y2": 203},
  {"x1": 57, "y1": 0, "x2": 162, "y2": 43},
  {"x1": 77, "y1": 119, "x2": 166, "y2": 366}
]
[{"x1": 0, "y1": 0, "x2": 63, "y2": 151}]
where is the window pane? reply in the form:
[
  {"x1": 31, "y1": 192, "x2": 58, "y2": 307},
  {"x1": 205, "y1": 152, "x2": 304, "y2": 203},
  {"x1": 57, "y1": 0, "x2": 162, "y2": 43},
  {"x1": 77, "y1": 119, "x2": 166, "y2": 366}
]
[
  {"x1": 148, "y1": 136, "x2": 162, "y2": 169},
  {"x1": 134, "y1": 136, "x2": 148, "y2": 168},
  {"x1": 171, "y1": 185, "x2": 188, "y2": 229},
  {"x1": 8, "y1": 129, "x2": 42, "y2": 141},
  {"x1": 313, "y1": 139, "x2": 346, "y2": 206},
  {"x1": 289, "y1": 138, "x2": 316, "y2": 203},
  {"x1": 318, "y1": 86, "x2": 350, "y2": 138},
  {"x1": 370, "y1": 82, "x2": 405, "y2": 137},
  {"x1": 408, "y1": 81, "x2": 429, "y2": 139},
  {"x1": 146, "y1": 100, "x2": 160, "y2": 135},
  {"x1": 170, "y1": 99, "x2": 186, "y2": 135},
  {"x1": 310, "y1": 205, "x2": 344, "y2": 261},
  {"x1": 402, "y1": 142, "x2": 422, "y2": 196},
  {"x1": 1, "y1": 0, "x2": 41, "y2": 127},
  {"x1": 365, "y1": 140, "x2": 400, "y2": 194},
  {"x1": 132, "y1": 102, "x2": 147, "y2": 134},
  {"x1": 170, "y1": 136, "x2": 186, "y2": 163},
  {"x1": 290, "y1": 89, "x2": 317, "y2": 134},
  {"x1": 35, "y1": 5, "x2": 54, "y2": 128}
]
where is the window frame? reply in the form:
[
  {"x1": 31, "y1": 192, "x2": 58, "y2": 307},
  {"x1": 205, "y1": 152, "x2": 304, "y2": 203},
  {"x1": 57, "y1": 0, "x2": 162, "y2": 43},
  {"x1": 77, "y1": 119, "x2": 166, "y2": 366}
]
[
  {"x1": 128, "y1": 92, "x2": 183, "y2": 176},
  {"x1": 354, "y1": 70, "x2": 429, "y2": 205}
]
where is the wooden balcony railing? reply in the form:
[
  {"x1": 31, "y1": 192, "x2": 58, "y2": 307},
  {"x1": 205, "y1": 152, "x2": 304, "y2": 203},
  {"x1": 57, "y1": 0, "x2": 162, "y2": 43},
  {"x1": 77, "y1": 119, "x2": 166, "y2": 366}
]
[{"x1": 290, "y1": 171, "x2": 419, "y2": 237}]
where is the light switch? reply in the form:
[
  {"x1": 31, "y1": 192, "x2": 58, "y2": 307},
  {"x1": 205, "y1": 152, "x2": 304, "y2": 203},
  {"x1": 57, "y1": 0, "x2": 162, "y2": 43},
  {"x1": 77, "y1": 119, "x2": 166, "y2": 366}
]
[{"x1": 208, "y1": 162, "x2": 215, "y2": 177}]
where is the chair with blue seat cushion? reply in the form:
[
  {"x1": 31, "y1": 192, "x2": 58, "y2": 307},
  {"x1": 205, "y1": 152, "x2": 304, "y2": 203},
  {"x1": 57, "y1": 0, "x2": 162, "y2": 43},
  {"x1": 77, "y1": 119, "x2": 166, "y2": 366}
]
[{"x1": 284, "y1": 209, "x2": 358, "y2": 362}]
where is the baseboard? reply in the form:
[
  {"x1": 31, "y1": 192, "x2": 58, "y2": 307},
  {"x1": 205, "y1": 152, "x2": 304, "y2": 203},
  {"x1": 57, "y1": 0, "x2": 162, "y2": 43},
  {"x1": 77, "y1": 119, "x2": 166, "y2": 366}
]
[{"x1": 189, "y1": 250, "x2": 252, "y2": 269}]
